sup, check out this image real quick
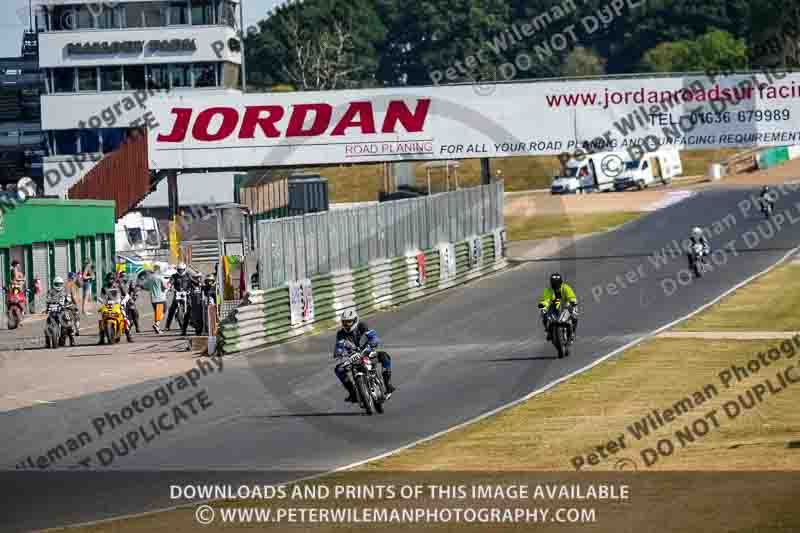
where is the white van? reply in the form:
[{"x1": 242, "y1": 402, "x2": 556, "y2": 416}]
[
  {"x1": 551, "y1": 150, "x2": 629, "y2": 194},
  {"x1": 116, "y1": 212, "x2": 163, "y2": 254},
  {"x1": 613, "y1": 148, "x2": 683, "y2": 191}
]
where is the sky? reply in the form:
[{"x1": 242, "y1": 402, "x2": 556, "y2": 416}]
[{"x1": 0, "y1": 0, "x2": 284, "y2": 58}]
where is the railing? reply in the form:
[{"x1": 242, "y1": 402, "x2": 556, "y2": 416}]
[{"x1": 255, "y1": 182, "x2": 504, "y2": 290}]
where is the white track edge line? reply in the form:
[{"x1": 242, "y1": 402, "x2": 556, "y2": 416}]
[{"x1": 39, "y1": 245, "x2": 800, "y2": 533}]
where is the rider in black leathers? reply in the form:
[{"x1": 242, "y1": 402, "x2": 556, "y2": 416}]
[
  {"x1": 333, "y1": 310, "x2": 395, "y2": 403},
  {"x1": 165, "y1": 263, "x2": 192, "y2": 331}
]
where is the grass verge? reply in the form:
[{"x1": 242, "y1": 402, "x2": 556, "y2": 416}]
[
  {"x1": 677, "y1": 263, "x2": 800, "y2": 331},
  {"x1": 505, "y1": 212, "x2": 641, "y2": 241}
]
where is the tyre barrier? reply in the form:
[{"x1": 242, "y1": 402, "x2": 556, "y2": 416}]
[{"x1": 217, "y1": 229, "x2": 507, "y2": 355}]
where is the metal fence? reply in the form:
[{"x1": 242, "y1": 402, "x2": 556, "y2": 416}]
[{"x1": 256, "y1": 182, "x2": 504, "y2": 289}]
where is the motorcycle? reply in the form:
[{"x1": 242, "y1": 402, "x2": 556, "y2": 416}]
[
  {"x1": 688, "y1": 242, "x2": 708, "y2": 278},
  {"x1": 45, "y1": 298, "x2": 77, "y2": 349},
  {"x1": 338, "y1": 341, "x2": 388, "y2": 415},
  {"x1": 761, "y1": 199, "x2": 774, "y2": 219},
  {"x1": 98, "y1": 288, "x2": 132, "y2": 344},
  {"x1": 173, "y1": 289, "x2": 189, "y2": 330},
  {"x1": 544, "y1": 300, "x2": 575, "y2": 359},
  {"x1": 44, "y1": 300, "x2": 63, "y2": 349},
  {"x1": 5, "y1": 286, "x2": 27, "y2": 330}
]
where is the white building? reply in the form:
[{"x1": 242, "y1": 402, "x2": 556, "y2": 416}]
[{"x1": 33, "y1": 0, "x2": 243, "y2": 199}]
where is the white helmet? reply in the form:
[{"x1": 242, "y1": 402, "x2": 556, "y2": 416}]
[
  {"x1": 53, "y1": 276, "x2": 64, "y2": 289},
  {"x1": 341, "y1": 309, "x2": 359, "y2": 332},
  {"x1": 692, "y1": 227, "x2": 703, "y2": 239},
  {"x1": 177, "y1": 262, "x2": 187, "y2": 274}
]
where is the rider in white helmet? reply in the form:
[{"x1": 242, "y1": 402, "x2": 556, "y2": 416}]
[
  {"x1": 47, "y1": 276, "x2": 71, "y2": 304},
  {"x1": 47, "y1": 276, "x2": 78, "y2": 346},
  {"x1": 165, "y1": 262, "x2": 191, "y2": 331},
  {"x1": 689, "y1": 226, "x2": 711, "y2": 257},
  {"x1": 333, "y1": 309, "x2": 395, "y2": 403}
]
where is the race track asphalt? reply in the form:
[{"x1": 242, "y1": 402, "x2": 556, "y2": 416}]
[{"x1": 2, "y1": 186, "x2": 800, "y2": 531}]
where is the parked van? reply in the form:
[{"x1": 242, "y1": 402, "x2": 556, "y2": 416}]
[
  {"x1": 551, "y1": 150, "x2": 629, "y2": 194},
  {"x1": 115, "y1": 212, "x2": 163, "y2": 254},
  {"x1": 613, "y1": 148, "x2": 683, "y2": 191}
]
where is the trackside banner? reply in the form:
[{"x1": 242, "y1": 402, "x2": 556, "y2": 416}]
[{"x1": 147, "y1": 72, "x2": 800, "y2": 170}]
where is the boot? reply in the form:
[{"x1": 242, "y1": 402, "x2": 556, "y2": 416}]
[
  {"x1": 344, "y1": 381, "x2": 358, "y2": 403},
  {"x1": 383, "y1": 370, "x2": 396, "y2": 394}
]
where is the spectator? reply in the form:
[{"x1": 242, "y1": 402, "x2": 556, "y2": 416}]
[
  {"x1": 65, "y1": 272, "x2": 80, "y2": 304},
  {"x1": 10, "y1": 260, "x2": 25, "y2": 290},
  {"x1": 142, "y1": 267, "x2": 167, "y2": 334},
  {"x1": 80, "y1": 259, "x2": 94, "y2": 315}
]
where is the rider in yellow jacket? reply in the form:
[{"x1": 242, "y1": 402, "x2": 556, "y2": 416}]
[{"x1": 538, "y1": 273, "x2": 579, "y2": 341}]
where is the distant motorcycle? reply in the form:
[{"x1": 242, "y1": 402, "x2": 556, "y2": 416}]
[
  {"x1": 761, "y1": 199, "x2": 774, "y2": 219},
  {"x1": 543, "y1": 300, "x2": 575, "y2": 359},
  {"x1": 337, "y1": 341, "x2": 388, "y2": 415},
  {"x1": 5, "y1": 286, "x2": 27, "y2": 330},
  {"x1": 99, "y1": 288, "x2": 132, "y2": 344},
  {"x1": 688, "y1": 242, "x2": 709, "y2": 278}
]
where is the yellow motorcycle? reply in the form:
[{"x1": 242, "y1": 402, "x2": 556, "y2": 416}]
[{"x1": 98, "y1": 288, "x2": 132, "y2": 344}]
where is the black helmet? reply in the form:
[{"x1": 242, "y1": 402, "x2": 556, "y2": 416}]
[
  {"x1": 550, "y1": 273, "x2": 563, "y2": 292},
  {"x1": 762, "y1": 185, "x2": 770, "y2": 193}
]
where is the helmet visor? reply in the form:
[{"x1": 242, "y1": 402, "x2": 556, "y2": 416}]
[{"x1": 342, "y1": 319, "x2": 355, "y2": 330}]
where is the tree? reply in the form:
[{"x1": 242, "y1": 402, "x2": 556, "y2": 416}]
[
  {"x1": 245, "y1": 0, "x2": 386, "y2": 90},
  {"x1": 561, "y1": 47, "x2": 606, "y2": 77},
  {"x1": 375, "y1": 0, "x2": 511, "y2": 86},
  {"x1": 640, "y1": 29, "x2": 748, "y2": 73}
]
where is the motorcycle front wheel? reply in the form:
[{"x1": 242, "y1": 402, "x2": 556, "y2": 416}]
[
  {"x1": 372, "y1": 375, "x2": 385, "y2": 414},
  {"x1": 105, "y1": 323, "x2": 118, "y2": 344},
  {"x1": 356, "y1": 375, "x2": 375, "y2": 415},
  {"x1": 552, "y1": 325, "x2": 567, "y2": 359}
]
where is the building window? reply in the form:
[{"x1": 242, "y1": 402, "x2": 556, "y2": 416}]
[
  {"x1": 192, "y1": 63, "x2": 217, "y2": 88},
  {"x1": 170, "y1": 64, "x2": 191, "y2": 88},
  {"x1": 79, "y1": 130, "x2": 101, "y2": 153},
  {"x1": 102, "y1": 128, "x2": 126, "y2": 152},
  {"x1": 122, "y1": 3, "x2": 145, "y2": 28},
  {"x1": 53, "y1": 69, "x2": 76, "y2": 93},
  {"x1": 75, "y1": 5, "x2": 95, "y2": 29},
  {"x1": 51, "y1": 6, "x2": 74, "y2": 31},
  {"x1": 221, "y1": 1, "x2": 238, "y2": 28},
  {"x1": 77, "y1": 67, "x2": 98, "y2": 92},
  {"x1": 168, "y1": 1, "x2": 190, "y2": 25},
  {"x1": 147, "y1": 65, "x2": 170, "y2": 90},
  {"x1": 124, "y1": 66, "x2": 147, "y2": 91},
  {"x1": 95, "y1": 6, "x2": 121, "y2": 29},
  {"x1": 54, "y1": 130, "x2": 79, "y2": 155},
  {"x1": 191, "y1": 0, "x2": 215, "y2": 25},
  {"x1": 100, "y1": 66, "x2": 123, "y2": 91}
]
